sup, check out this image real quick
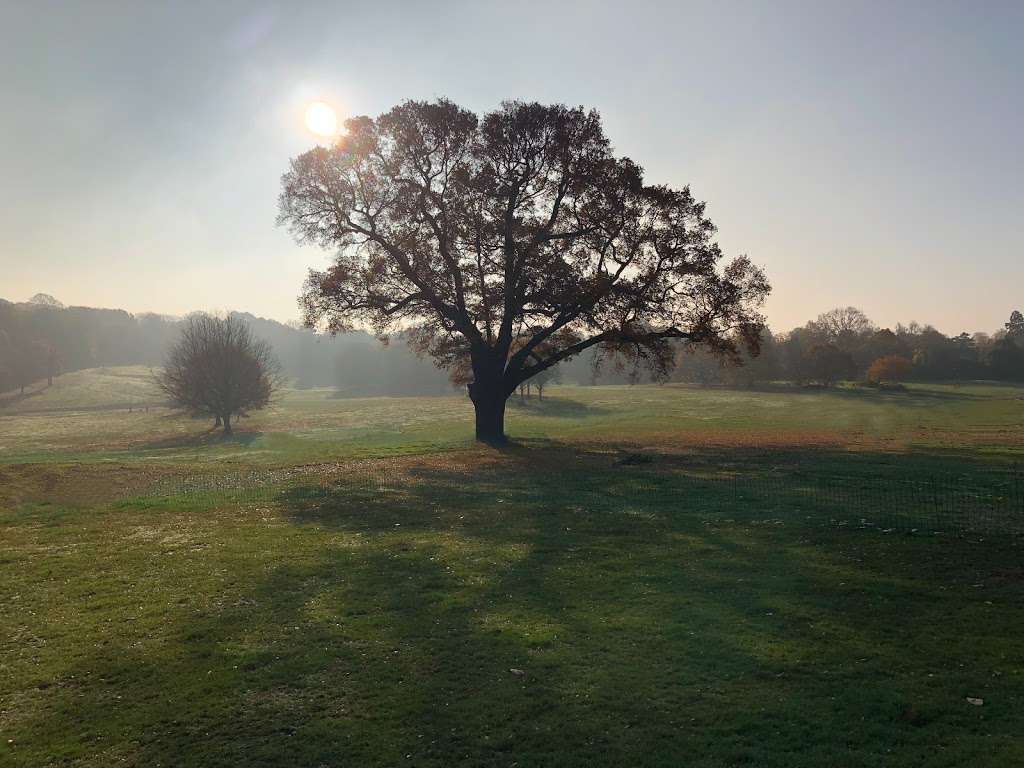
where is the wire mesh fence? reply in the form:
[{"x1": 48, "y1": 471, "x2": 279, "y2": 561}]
[
  {"x1": 712, "y1": 469, "x2": 1024, "y2": 535},
  {"x1": 115, "y1": 460, "x2": 1024, "y2": 538}
]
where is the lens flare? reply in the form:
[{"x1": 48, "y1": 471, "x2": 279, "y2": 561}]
[{"x1": 305, "y1": 102, "x2": 338, "y2": 137}]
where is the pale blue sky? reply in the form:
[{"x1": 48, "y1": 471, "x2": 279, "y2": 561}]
[{"x1": 1, "y1": 0, "x2": 1021, "y2": 334}]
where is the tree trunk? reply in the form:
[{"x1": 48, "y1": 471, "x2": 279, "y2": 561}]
[
  {"x1": 214, "y1": 415, "x2": 222, "y2": 428},
  {"x1": 222, "y1": 413, "x2": 232, "y2": 435},
  {"x1": 468, "y1": 381, "x2": 507, "y2": 443}
]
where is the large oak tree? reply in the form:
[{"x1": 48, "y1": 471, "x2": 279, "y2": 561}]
[{"x1": 279, "y1": 99, "x2": 769, "y2": 442}]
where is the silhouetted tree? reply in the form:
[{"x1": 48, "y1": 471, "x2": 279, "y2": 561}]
[
  {"x1": 989, "y1": 337, "x2": 1024, "y2": 381},
  {"x1": 908, "y1": 326, "x2": 957, "y2": 379},
  {"x1": 949, "y1": 332, "x2": 980, "y2": 380},
  {"x1": 532, "y1": 364, "x2": 561, "y2": 400},
  {"x1": 1005, "y1": 310, "x2": 1024, "y2": 341},
  {"x1": 279, "y1": 99, "x2": 769, "y2": 441},
  {"x1": 805, "y1": 342, "x2": 854, "y2": 386},
  {"x1": 810, "y1": 307, "x2": 875, "y2": 349},
  {"x1": 0, "y1": 329, "x2": 12, "y2": 393},
  {"x1": 156, "y1": 314, "x2": 282, "y2": 434},
  {"x1": 778, "y1": 327, "x2": 819, "y2": 384}
]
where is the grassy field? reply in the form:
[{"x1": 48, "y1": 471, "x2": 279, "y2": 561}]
[
  {"x1": 1, "y1": 369, "x2": 1023, "y2": 766},
  {"x1": 2, "y1": 366, "x2": 1023, "y2": 466}
]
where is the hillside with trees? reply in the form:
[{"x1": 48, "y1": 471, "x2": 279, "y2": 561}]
[
  {"x1": 2, "y1": 294, "x2": 1022, "y2": 400},
  {"x1": 0, "y1": 297, "x2": 451, "y2": 399},
  {"x1": 671, "y1": 307, "x2": 1024, "y2": 387}
]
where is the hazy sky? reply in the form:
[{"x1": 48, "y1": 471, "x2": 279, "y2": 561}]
[{"x1": 2, "y1": 0, "x2": 1021, "y2": 334}]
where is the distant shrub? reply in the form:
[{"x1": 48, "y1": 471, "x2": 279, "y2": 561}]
[
  {"x1": 156, "y1": 314, "x2": 282, "y2": 434},
  {"x1": 867, "y1": 355, "x2": 912, "y2": 384}
]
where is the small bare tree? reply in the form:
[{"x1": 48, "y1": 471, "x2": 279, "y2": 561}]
[
  {"x1": 156, "y1": 314, "x2": 282, "y2": 434},
  {"x1": 532, "y1": 364, "x2": 560, "y2": 401}
]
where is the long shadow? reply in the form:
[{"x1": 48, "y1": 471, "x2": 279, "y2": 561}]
[
  {"x1": 10, "y1": 445, "x2": 1024, "y2": 766},
  {"x1": 818, "y1": 385, "x2": 988, "y2": 404},
  {"x1": 279, "y1": 439, "x2": 1024, "y2": 539},
  {"x1": 732, "y1": 381, "x2": 991, "y2": 403}
]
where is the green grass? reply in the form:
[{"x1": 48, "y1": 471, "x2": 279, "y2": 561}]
[
  {"x1": 1, "y1": 369, "x2": 1023, "y2": 766},
  {"x1": 0, "y1": 365, "x2": 163, "y2": 413},
  {"x1": 2, "y1": 369, "x2": 1023, "y2": 466}
]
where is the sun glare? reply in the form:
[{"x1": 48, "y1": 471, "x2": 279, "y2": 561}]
[{"x1": 305, "y1": 101, "x2": 338, "y2": 137}]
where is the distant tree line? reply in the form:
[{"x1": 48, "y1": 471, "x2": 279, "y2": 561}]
[
  {"x1": 3, "y1": 295, "x2": 1022, "y2": 397},
  {"x1": 0, "y1": 295, "x2": 450, "y2": 398},
  {"x1": 668, "y1": 307, "x2": 1024, "y2": 387}
]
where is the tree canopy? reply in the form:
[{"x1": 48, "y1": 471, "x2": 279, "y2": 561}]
[
  {"x1": 1006, "y1": 310, "x2": 1024, "y2": 339},
  {"x1": 279, "y1": 99, "x2": 769, "y2": 440},
  {"x1": 867, "y1": 354, "x2": 912, "y2": 384}
]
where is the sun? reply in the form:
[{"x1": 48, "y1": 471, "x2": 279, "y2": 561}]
[{"x1": 305, "y1": 101, "x2": 338, "y2": 137}]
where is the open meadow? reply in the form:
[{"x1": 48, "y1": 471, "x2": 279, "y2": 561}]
[
  {"x1": 2, "y1": 370, "x2": 1023, "y2": 766},
  {"x1": 6, "y1": 4, "x2": 1024, "y2": 765}
]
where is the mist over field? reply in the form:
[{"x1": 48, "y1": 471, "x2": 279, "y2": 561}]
[{"x1": 3, "y1": 293, "x2": 1023, "y2": 403}]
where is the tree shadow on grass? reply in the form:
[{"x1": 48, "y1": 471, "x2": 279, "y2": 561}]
[
  {"x1": 290, "y1": 439, "x2": 1024, "y2": 540},
  {"x1": 9, "y1": 445, "x2": 1024, "y2": 766},
  {"x1": 736, "y1": 382, "x2": 991, "y2": 404},
  {"x1": 468, "y1": 436, "x2": 1021, "y2": 484},
  {"x1": 823, "y1": 386, "x2": 989, "y2": 404}
]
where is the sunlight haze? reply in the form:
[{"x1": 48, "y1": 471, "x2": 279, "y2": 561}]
[
  {"x1": 4, "y1": 5, "x2": 1024, "y2": 764},
  {"x1": 2, "y1": 0, "x2": 1021, "y2": 335}
]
